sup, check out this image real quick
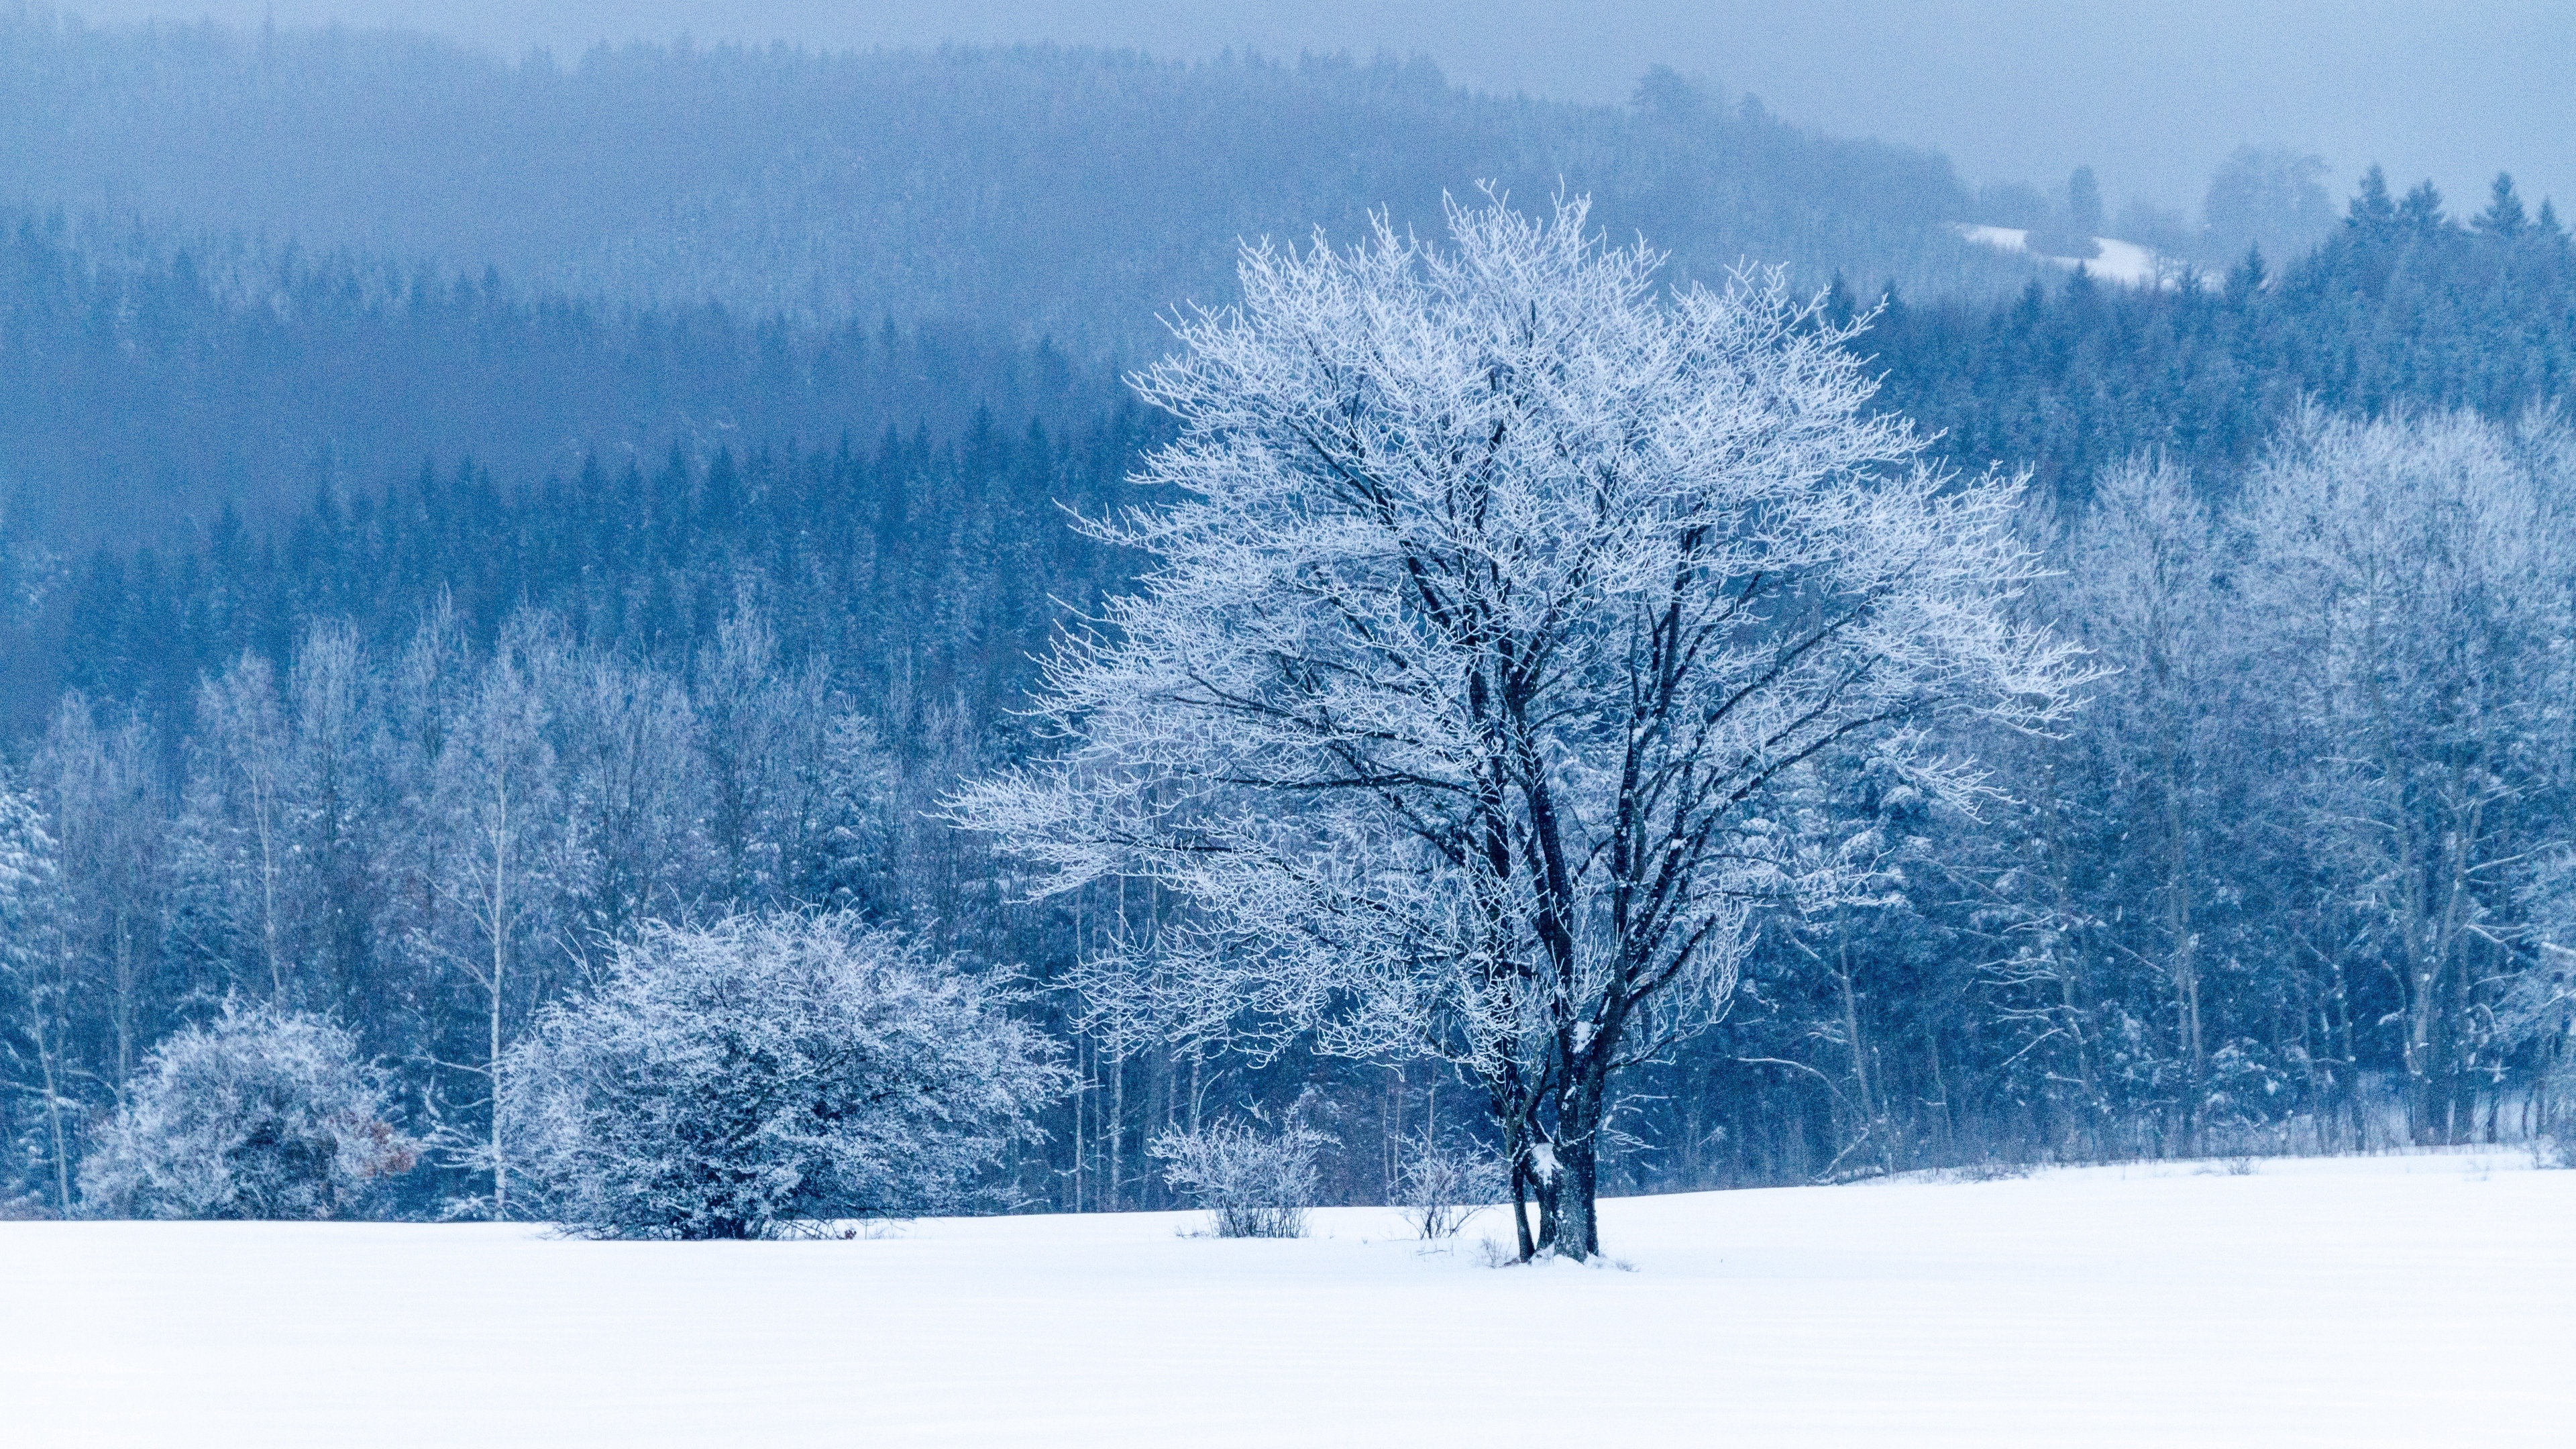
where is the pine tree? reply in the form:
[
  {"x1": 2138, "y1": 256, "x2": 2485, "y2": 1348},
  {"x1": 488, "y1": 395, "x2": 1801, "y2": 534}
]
[
  {"x1": 2399, "y1": 180, "x2": 2450, "y2": 233},
  {"x1": 2349, "y1": 165, "x2": 2398, "y2": 230},
  {"x1": 2476, "y1": 174, "x2": 2529, "y2": 239}
]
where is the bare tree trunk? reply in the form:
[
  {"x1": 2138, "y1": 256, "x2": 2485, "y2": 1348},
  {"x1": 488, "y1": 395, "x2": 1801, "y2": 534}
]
[
  {"x1": 1187, "y1": 1046, "x2": 1203, "y2": 1134},
  {"x1": 2152, "y1": 652, "x2": 2206, "y2": 1153},
  {"x1": 1835, "y1": 937, "x2": 1877, "y2": 1157},
  {"x1": 1507, "y1": 1161, "x2": 1534, "y2": 1260},
  {"x1": 253, "y1": 770, "x2": 285, "y2": 999},
  {"x1": 111, "y1": 915, "x2": 136, "y2": 1107},
  {"x1": 2391, "y1": 809, "x2": 2443, "y2": 1144},
  {"x1": 1551, "y1": 1068, "x2": 1607, "y2": 1259},
  {"x1": 33, "y1": 1003, "x2": 73, "y2": 1216},
  {"x1": 1383, "y1": 1065, "x2": 1403, "y2": 1203},
  {"x1": 479, "y1": 769, "x2": 515, "y2": 1219},
  {"x1": 1105, "y1": 1048, "x2": 1125, "y2": 1213},
  {"x1": 2033, "y1": 756, "x2": 2102, "y2": 1140},
  {"x1": 1499, "y1": 1110, "x2": 1536, "y2": 1260}
]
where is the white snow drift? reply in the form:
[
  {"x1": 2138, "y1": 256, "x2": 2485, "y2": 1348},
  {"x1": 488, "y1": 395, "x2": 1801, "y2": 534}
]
[
  {"x1": 3, "y1": 1151, "x2": 2567, "y2": 1447},
  {"x1": 1956, "y1": 222, "x2": 2180, "y2": 288}
]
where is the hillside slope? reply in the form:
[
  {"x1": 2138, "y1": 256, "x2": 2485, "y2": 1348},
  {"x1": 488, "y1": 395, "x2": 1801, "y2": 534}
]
[{"x1": 0, "y1": 15, "x2": 2036, "y2": 343}]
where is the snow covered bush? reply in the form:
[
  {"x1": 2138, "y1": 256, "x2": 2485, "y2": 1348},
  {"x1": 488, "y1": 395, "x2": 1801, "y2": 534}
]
[
  {"x1": 79, "y1": 1006, "x2": 417, "y2": 1220},
  {"x1": 1150, "y1": 1113, "x2": 1334, "y2": 1238},
  {"x1": 502, "y1": 912, "x2": 1067, "y2": 1239},
  {"x1": 1396, "y1": 1131, "x2": 1505, "y2": 1240}
]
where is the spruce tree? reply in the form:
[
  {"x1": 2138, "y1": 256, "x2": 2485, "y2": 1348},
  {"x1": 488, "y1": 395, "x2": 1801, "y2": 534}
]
[
  {"x1": 2476, "y1": 174, "x2": 2529, "y2": 238},
  {"x1": 2349, "y1": 165, "x2": 2398, "y2": 229},
  {"x1": 2399, "y1": 180, "x2": 2450, "y2": 233}
]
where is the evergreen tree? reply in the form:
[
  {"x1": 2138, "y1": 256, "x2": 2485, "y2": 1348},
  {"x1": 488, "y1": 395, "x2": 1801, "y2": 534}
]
[
  {"x1": 2399, "y1": 179, "x2": 2451, "y2": 232},
  {"x1": 2348, "y1": 164, "x2": 2398, "y2": 230},
  {"x1": 2476, "y1": 172, "x2": 2530, "y2": 238}
]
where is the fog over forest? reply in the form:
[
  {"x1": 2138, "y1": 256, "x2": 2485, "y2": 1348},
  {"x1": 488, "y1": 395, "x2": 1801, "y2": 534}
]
[{"x1": 47, "y1": 0, "x2": 2576, "y2": 217}]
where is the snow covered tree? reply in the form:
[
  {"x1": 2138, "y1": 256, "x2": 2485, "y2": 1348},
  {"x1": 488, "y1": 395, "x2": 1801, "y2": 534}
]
[
  {"x1": 693, "y1": 608, "x2": 851, "y2": 906},
  {"x1": 551, "y1": 649, "x2": 700, "y2": 947},
  {"x1": 78, "y1": 1005, "x2": 416, "y2": 1220},
  {"x1": 798, "y1": 710, "x2": 904, "y2": 916},
  {"x1": 0, "y1": 763, "x2": 77, "y2": 1214},
  {"x1": 2241, "y1": 407, "x2": 2576, "y2": 1140},
  {"x1": 693, "y1": 608, "x2": 790, "y2": 902},
  {"x1": 284, "y1": 623, "x2": 390, "y2": 1025},
  {"x1": 502, "y1": 911, "x2": 1067, "y2": 1239},
  {"x1": 413, "y1": 624, "x2": 577, "y2": 1218},
  {"x1": 955, "y1": 195, "x2": 2087, "y2": 1256},
  {"x1": 2504, "y1": 888, "x2": 2576, "y2": 1144},
  {"x1": 2059, "y1": 455, "x2": 2236, "y2": 1142},
  {"x1": 172, "y1": 654, "x2": 298, "y2": 999},
  {"x1": 30, "y1": 698, "x2": 172, "y2": 1118}
]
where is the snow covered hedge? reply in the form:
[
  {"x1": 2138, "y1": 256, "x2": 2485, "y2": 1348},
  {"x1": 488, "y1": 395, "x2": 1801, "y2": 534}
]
[
  {"x1": 502, "y1": 912, "x2": 1068, "y2": 1239},
  {"x1": 80, "y1": 1006, "x2": 417, "y2": 1220}
]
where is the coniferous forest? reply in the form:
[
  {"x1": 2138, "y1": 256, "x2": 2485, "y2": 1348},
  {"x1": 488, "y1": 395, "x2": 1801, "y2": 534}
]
[{"x1": 4, "y1": 13, "x2": 2576, "y2": 1228}]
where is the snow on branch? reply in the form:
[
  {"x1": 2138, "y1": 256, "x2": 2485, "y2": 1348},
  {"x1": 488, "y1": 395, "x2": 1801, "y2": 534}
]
[{"x1": 952, "y1": 193, "x2": 2092, "y2": 1257}]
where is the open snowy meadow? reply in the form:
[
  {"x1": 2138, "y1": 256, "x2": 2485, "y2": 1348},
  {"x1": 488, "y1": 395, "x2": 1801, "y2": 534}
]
[{"x1": 5, "y1": 1150, "x2": 2567, "y2": 1448}]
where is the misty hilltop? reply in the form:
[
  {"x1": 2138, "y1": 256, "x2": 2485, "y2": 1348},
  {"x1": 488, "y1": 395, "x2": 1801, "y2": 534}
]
[{"x1": 0, "y1": 13, "x2": 2033, "y2": 339}]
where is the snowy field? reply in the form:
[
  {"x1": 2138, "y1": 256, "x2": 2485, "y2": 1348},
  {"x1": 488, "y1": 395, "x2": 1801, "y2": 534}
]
[
  {"x1": 1954, "y1": 222, "x2": 2174, "y2": 288},
  {"x1": 5, "y1": 1151, "x2": 2569, "y2": 1448}
]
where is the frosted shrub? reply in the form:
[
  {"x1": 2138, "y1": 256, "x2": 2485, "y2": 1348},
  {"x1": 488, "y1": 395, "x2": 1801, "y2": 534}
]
[
  {"x1": 1150, "y1": 1114, "x2": 1334, "y2": 1238},
  {"x1": 503, "y1": 912, "x2": 1067, "y2": 1240},
  {"x1": 80, "y1": 1006, "x2": 417, "y2": 1220},
  {"x1": 1397, "y1": 1132, "x2": 1504, "y2": 1240}
]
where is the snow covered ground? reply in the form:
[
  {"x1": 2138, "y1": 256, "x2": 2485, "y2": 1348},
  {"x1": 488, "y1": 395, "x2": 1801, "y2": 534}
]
[
  {"x1": 1956, "y1": 222, "x2": 2177, "y2": 288},
  {"x1": 5, "y1": 1151, "x2": 2568, "y2": 1447}
]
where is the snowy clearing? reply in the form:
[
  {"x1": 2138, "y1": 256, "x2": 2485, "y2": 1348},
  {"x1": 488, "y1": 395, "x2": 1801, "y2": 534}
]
[
  {"x1": 1955, "y1": 222, "x2": 2176, "y2": 288},
  {"x1": 5, "y1": 1151, "x2": 2569, "y2": 1448}
]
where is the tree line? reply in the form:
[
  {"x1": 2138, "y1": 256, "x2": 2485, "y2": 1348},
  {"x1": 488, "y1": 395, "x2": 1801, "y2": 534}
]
[
  {"x1": 1875, "y1": 167, "x2": 2576, "y2": 502},
  {"x1": 0, "y1": 209, "x2": 1114, "y2": 549},
  {"x1": 0, "y1": 16, "x2": 2031, "y2": 349},
  {"x1": 5, "y1": 176, "x2": 2576, "y2": 1226}
]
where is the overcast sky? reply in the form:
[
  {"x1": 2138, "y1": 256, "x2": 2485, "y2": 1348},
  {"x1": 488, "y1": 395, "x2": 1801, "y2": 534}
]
[{"x1": 54, "y1": 1, "x2": 2576, "y2": 221}]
